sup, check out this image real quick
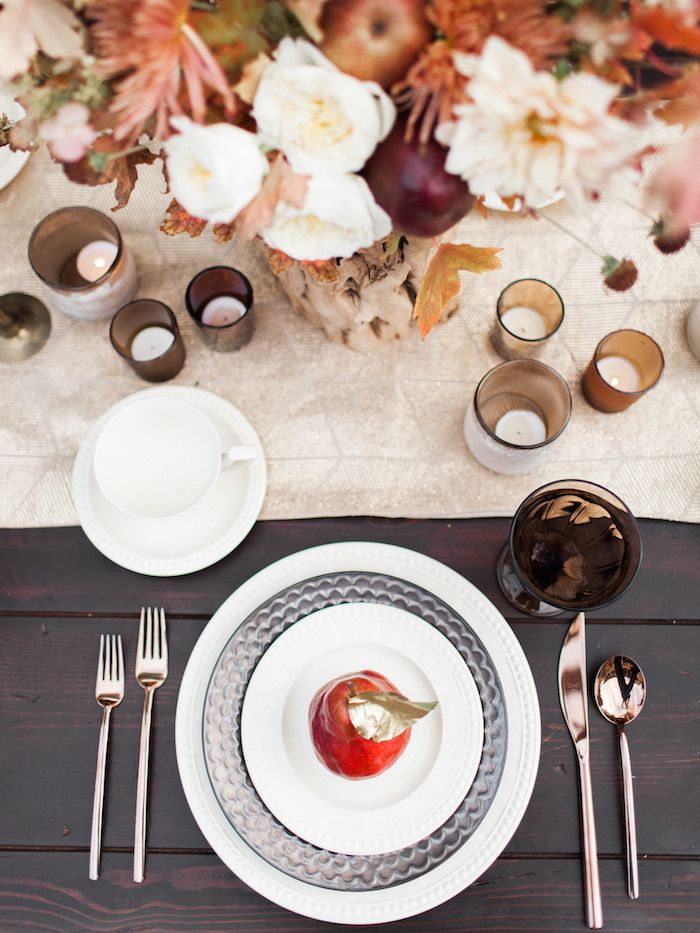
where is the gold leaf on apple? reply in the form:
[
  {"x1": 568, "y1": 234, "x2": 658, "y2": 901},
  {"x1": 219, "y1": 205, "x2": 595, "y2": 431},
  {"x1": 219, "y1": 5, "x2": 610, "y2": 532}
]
[{"x1": 348, "y1": 691, "x2": 437, "y2": 742}]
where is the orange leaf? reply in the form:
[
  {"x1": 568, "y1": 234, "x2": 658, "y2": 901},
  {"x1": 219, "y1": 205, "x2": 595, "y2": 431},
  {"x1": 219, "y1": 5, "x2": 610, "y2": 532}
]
[
  {"x1": 635, "y1": 8, "x2": 700, "y2": 54},
  {"x1": 213, "y1": 222, "x2": 236, "y2": 242},
  {"x1": 160, "y1": 199, "x2": 208, "y2": 237},
  {"x1": 236, "y1": 154, "x2": 308, "y2": 240},
  {"x1": 413, "y1": 242, "x2": 501, "y2": 338},
  {"x1": 62, "y1": 136, "x2": 157, "y2": 210}
]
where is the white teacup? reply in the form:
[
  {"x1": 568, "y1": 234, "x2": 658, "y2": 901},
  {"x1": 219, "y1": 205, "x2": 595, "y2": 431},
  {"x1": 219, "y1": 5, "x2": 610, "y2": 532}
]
[{"x1": 93, "y1": 396, "x2": 256, "y2": 520}]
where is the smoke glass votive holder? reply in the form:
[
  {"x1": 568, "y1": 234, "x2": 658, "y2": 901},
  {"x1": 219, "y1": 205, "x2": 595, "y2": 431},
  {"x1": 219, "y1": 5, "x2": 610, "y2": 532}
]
[
  {"x1": 492, "y1": 278, "x2": 564, "y2": 360},
  {"x1": 110, "y1": 300, "x2": 185, "y2": 382},
  {"x1": 464, "y1": 359, "x2": 572, "y2": 475},
  {"x1": 185, "y1": 266, "x2": 254, "y2": 352},
  {"x1": 582, "y1": 329, "x2": 664, "y2": 413},
  {"x1": 28, "y1": 207, "x2": 137, "y2": 321}
]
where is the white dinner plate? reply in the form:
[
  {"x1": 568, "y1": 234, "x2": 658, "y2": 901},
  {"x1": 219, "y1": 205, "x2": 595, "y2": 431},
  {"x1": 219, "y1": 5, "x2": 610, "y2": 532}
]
[
  {"x1": 72, "y1": 386, "x2": 266, "y2": 575},
  {"x1": 0, "y1": 95, "x2": 30, "y2": 191},
  {"x1": 241, "y1": 602, "x2": 483, "y2": 856},
  {"x1": 176, "y1": 542, "x2": 541, "y2": 924}
]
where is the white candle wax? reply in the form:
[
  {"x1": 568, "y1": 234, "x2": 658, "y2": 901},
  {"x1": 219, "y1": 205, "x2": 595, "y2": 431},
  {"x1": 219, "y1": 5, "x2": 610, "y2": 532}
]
[
  {"x1": 499, "y1": 305, "x2": 548, "y2": 340},
  {"x1": 596, "y1": 355, "x2": 641, "y2": 392},
  {"x1": 130, "y1": 326, "x2": 175, "y2": 361},
  {"x1": 200, "y1": 295, "x2": 247, "y2": 327},
  {"x1": 76, "y1": 239, "x2": 119, "y2": 283},
  {"x1": 494, "y1": 409, "x2": 547, "y2": 446}
]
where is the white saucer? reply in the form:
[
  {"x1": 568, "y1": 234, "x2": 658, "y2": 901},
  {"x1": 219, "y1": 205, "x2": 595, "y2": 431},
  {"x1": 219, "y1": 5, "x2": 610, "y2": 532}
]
[
  {"x1": 241, "y1": 602, "x2": 483, "y2": 856},
  {"x1": 0, "y1": 95, "x2": 30, "y2": 191},
  {"x1": 72, "y1": 386, "x2": 266, "y2": 576}
]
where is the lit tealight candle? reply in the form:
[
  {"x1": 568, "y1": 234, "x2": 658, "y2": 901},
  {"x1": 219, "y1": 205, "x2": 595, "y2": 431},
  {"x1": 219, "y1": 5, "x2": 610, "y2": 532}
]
[
  {"x1": 75, "y1": 239, "x2": 119, "y2": 283},
  {"x1": 499, "y1": 306, "x2": 548, "y2": 340},
  {"x1": 200, "y1": 295, "x2": 248, "y2": 327},
  {"x1": 596, "y1": 355, "x2": 641, "y2": 392},
  {"x1": 130, "y1": 325, "x2": 175, "y2": 362},
  {"x1": 494, "y1": 409, "x2": 547, "y2": 446}
]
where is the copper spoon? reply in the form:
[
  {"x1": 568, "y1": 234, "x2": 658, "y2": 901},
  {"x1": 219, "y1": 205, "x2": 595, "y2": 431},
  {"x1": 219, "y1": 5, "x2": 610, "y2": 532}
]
[{"x1": 594, "y1": 655, "x2": 647, "y2": 900}]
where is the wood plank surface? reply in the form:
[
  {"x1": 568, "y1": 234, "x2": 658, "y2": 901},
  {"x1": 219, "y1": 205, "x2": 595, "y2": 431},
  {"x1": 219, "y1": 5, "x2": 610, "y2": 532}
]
[
  {"x1": 1, "y1": 519, "x2": 698, "y2": 620},
  {"x1": 0, "y1": 616, "x2": 697, "y2": 855},
  {"x1": 1, "y1": 521, "x2": 698, "y2": 933},
  {"x1": 0, "y1": 852, "x2": 697, "y2": 933}
]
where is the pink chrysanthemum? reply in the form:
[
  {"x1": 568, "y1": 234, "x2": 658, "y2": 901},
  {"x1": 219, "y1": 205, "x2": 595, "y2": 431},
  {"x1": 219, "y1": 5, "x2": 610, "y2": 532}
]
[{"x1": 91, "y1": 0, "x2": 235, "y2": 141}]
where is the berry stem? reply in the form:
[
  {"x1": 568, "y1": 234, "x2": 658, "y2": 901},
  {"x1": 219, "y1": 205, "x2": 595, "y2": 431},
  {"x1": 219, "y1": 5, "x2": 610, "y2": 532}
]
[{"x1": 534, "y1": 209, "x2": 604, "y2": 260}]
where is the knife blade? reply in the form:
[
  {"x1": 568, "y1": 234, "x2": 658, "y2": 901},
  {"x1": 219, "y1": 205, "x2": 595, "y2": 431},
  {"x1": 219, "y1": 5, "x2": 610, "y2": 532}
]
[{"x1": 558, "y1": 612, "x2": 603, "y2": 929}]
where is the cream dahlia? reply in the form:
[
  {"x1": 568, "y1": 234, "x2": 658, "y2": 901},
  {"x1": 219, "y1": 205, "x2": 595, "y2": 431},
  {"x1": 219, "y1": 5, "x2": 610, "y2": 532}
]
[{"x1": 436, "y1": 37, "x2": 640, "y2": 207}]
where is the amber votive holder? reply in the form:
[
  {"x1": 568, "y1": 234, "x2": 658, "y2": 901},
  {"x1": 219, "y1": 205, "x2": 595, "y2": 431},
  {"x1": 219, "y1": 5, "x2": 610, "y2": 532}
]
[
  {"x1": 582, "y1": 329, "x2": 664, "y2": 413},
  {"x1": 185, "y1": 266, "x2": 254, "y2": 352},
  {"x1": 110, "y1": 300, "x2": 185, "y2": 382},
  {"x1": 492, "y1": 278, "x2": 564, "y2": 360},
  {"x1": 28, "y1": 207, "x2": 137, "y2": 321}
]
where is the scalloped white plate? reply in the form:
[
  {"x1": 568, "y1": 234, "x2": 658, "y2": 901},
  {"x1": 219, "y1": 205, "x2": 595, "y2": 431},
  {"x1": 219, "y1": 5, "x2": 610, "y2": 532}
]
[
  {"x1": 72, "y1": 386, "x2": 266, "y2": 575},
  {"x1": 176, "y1": 542, "x2": 541, "y2": 924},
  {"x1": 241, "y1": 602, "x2": 483, "y2": 856}
]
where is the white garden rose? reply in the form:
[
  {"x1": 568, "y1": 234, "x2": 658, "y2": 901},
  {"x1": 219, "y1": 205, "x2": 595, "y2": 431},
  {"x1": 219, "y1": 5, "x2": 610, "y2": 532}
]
[
  {"x1": 252, "y1": 37, "x2": 395, "y2": 176},
  {"x1": 165, "y1": 116, "x2": 268, "y2": 223},
  {"x1": 261, "y1": 173, "x2": 391, "y2": 260},
  {"x1": 436, "y1": 37, "x2": 639, "y2": 207}
]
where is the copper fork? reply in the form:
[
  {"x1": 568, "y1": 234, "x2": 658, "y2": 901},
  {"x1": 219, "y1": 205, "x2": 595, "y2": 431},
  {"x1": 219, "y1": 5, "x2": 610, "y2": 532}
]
[
  {"x1": 133, "y1": 607, "x2": 168, "y2": 883},
  {"x1": 89, "y1": 634, "x2": 124, "y2": 880}
]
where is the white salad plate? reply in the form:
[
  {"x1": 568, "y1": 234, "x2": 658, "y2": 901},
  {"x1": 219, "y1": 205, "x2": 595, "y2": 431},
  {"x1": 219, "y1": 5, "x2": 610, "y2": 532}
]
[
  {"x1": 72, "y1": 386, "x2": 266, "y2": 575},
  {"x1": 176, "y1": 542, "x2": 541, "y2": 924},
  {"x1": 0, "y1": 94, "x2": 30, "y2": 192},
  {"x1": 241, "y1": 601, "x2": 483, "y2": 856}
]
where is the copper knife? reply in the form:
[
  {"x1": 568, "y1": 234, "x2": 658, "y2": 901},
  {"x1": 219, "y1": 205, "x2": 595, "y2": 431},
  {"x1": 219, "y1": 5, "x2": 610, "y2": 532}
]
[{"x1": 558, "y1": 611, "x2": 603, "y2": 929}]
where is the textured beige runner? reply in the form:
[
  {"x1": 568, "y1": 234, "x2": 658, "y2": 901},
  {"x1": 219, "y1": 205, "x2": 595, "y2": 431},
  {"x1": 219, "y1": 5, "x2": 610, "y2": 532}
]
[{"x1": 1, "y1": 144, "x2": 699, "y2": 527}]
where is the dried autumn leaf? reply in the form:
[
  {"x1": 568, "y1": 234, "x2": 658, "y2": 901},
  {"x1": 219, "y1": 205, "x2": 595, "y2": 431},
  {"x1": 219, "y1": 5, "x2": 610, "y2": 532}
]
[
  {"x1": 413, "y1": 242, "x2": 501, "y2": 338},
  {"x1": 0, "y1": 0, "x2": 84, "y2": 82},
  {"x1": 635, "y1": 7, "x2": 700, "y2": 54},
  {"x1": 62, "y1": 135, "x2": 157, "y2": 210},
  {"x1": 283, "y1": 0, "x2": 327, "y2": 41},
  {"x1": 236, "y1": 153, "x2": 308, "y2": 240},
  {"x1": 233, "y1": 51, "x2": 272, "y2": 104},
  {"x1": 213, "y1": 222, "x2": 236, "y2": 242},
  {"x1": 190, "y1": 0, "x2": 270, "y2": 79},
  {"x1": 160, "y1": 199, "x2": 208, "y2": 237}
]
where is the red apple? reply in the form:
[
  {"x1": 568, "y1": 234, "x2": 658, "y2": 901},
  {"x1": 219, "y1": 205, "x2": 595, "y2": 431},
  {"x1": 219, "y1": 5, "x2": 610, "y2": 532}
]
[
  {"x1": 309, "y1": 670, "x2": 411, "y2": 779},
  {"x1": 363, "y1": 114, "x2": 476, "y2": 237},
  {"x1": 319, "y1": 0, "x2": 432, "y2": 89}
]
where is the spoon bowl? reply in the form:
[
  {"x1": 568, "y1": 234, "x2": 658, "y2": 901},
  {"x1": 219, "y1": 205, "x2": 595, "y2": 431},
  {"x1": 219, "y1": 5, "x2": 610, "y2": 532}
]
[
  {"x1": 594, "y1": 655, "x2": 646, "y2": 726},
  {"x1": 594, "y1": 654, "x2": 646, "y2": 901}
]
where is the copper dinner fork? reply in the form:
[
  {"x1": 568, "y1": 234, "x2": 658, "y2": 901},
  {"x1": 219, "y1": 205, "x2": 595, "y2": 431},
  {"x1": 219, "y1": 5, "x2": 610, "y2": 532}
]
[
  {"x1": 89, "y1": 634, "x2": 125, "y2": 880},
  {"x1": 133, "y1": 607, "x2": 168, "y2": 883}
]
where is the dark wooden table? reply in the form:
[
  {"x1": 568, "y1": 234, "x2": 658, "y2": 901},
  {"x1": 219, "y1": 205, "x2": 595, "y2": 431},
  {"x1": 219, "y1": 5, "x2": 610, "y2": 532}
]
[{"x1": 1, "y1": 518, "x2": 698, "y2": 933}]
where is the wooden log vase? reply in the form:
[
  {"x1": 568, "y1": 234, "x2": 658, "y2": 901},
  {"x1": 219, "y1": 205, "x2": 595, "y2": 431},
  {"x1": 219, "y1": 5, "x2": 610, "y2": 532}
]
[{"x1": 264, "y1": 236, "x2": 453, "y2": 352}]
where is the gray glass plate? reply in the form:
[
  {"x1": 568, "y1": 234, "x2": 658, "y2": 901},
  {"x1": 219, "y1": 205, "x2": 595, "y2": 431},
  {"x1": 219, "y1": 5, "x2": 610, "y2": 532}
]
[{"x1": 203, "y1": 572, "x2": 507, "y2": 891}]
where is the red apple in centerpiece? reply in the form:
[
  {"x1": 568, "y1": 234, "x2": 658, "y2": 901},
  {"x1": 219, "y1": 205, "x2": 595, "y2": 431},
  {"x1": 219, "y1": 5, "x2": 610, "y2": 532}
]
[
  {"x1": 319, "y1": 0, "x2": 432, "y2": 89},
  {"x1": 309, "y1": 669, "x2": 438, "y2": 780},
  {"x1": 363, "y1": 114, "x2": 476, "y2": 237}
]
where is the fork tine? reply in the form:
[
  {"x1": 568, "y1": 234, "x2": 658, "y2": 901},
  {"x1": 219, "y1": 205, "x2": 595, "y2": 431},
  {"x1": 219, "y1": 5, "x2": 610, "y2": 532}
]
[
  {"x1": 112, "y1": 635, "x2": 119, "y2": 681},
  {"x1": 97, "y1": 634, "x2": 105, "y2": 685},
  {"x1": 146, "y1": 607, "x2": 153, "y2": 659},
  {"x1": 105, "y1": 633, "x2": 112, "y2": 685},
  {"x1": 151, "y1": 606, "x2": 158, "y2": 659},
  {"x1": 137, "y1": 608, "x2": 145, "y2": 662},
  {"x1": 160, "y1": 609, "x2": 167, "y2": 663},
  {"x1": 117, "y1": 635, "x2": 124, "y2": 686}
]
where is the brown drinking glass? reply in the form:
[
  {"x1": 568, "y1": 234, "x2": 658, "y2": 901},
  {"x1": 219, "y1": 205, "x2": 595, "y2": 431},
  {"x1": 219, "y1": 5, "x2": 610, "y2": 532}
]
[
  {"x1": 582, "y1": 329, "x2": 664, "y2": 413},
  {"x1": 185, "y1": 266, "x2": 254, "y2": 352},
  {"x1": 28, "y1": 207, "x2": 137, "y2": 321},
  {"x1": 497, "y1": 479, "x2": 642, "y2": 617},
  {"x1": 492, "y1": 278, "x2": 564, "y2": 359},
  {"x1": 110, "y1": 300, "x2": 185, "y2": 382}
]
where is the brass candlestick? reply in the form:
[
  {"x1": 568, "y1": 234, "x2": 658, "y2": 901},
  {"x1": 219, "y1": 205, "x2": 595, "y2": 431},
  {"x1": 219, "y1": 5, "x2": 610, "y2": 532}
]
[{"x1": 0, "y1": 292, "x2": 51, "y2": 363}]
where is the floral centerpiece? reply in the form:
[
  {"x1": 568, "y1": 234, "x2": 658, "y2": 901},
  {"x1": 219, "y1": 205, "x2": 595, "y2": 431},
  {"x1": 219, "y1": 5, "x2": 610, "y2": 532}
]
[{"x1": 1, "y1": 0, "x2": 699, "y2": 345}]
